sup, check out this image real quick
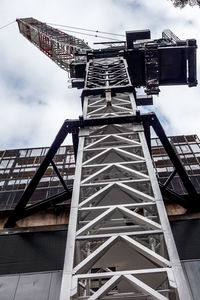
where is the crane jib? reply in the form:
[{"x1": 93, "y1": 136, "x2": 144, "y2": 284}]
[{"x1": 16, "y1": 17, "x2": 90, "y2": 71}]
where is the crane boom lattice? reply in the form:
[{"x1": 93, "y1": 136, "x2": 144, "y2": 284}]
[
  {"x1": 17, "y1": 18, "x2": 90, "y2": 71},
  {"x1": 59, "y1": 56, "x2": 192, "y2": 300}
]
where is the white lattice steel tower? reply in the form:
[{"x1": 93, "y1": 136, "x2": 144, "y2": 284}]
[
  {"x1": 9, "y1": 18, "x2": 198, "y2": 299},
  {"x1": 60, "y1": 57, "x2": 192, "y2": 300}
]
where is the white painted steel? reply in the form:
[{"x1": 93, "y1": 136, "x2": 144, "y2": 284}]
[{"x1": 60, "y1": 57, "x2": 192, "y2": 300}]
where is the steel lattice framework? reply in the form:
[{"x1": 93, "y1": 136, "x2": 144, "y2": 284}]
[
  {"x1": 14, "y1": 19, "x2": 198, "y2": 300},
  {"x1": 59, "y1": 57, "x2": 192, "y2": 300},
  {"x1": 17, "y1": 18, "x2": 90, "y2": 71}
]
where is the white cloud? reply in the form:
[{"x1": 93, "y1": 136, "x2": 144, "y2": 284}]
[{"x1": 0, "y1": 0, "x2": 199, "y2": 150}]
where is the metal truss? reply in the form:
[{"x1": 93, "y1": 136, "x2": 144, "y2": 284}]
[
  {"x1": 14, "y1": 22, "x2": 199, "y2": 299},
  {"x1": 85, "y1": 92, "x2": 136, "y2": 119},
  {"x1": 4, "y1": 122, "x2": 73, "y2": 228},
  {"x1": 5, "y1": 111, "x2": 200, "y2": 228},
  {"x1": 59, "y1": 57, "x2": 192, "y2": 300},
  {"x1": 83, "y1": 57, "x2": 133, "y2": 95},
  {"x1": 5, "y1": 55, "x2": 193, "y2": 299},
  {"x1": 17, "y1": 18, "x2": 90, "y2": 71},
  {"x1": 16, "y1": 19, "x2": 198, "y2": 93}
]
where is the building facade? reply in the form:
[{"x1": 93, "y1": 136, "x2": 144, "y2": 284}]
[{"x1": 0, "y1": 135, "x2": 200, "y2": 299}]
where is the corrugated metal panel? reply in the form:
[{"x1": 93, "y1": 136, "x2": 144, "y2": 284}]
[
  {"x1": 170, "y1": 219, "x2": 200, "y2": 260},
  {"x1": 182, "y1": 260, "x2": 200, "y2": 300},
  {"x1": 0, "y1": 271, "x2": 62, "y2": 300},
  {"x1": 0, "y1": 230, "x2": 67, "y2": 275},
  {"x1": 0, "y1": 275, "x2": 19, "y2": 300},
  {"x1": 48, "y1": 272, "x2": 62, "y2": 300},
  {"x1": 14, "y1": 273, "x2": 52, "y2": 300}
]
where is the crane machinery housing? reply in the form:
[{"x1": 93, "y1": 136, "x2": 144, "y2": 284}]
[{"x1": 1, "y1": 17, "x2": 199, "y2": 300}]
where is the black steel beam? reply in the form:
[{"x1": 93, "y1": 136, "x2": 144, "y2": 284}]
[
  {"x1": 80, "y1": 113, "x2": 141, "y2": 127},
  {"x1": 159, "y1": 183, "x2": 189, "y2": 209},
  {"x1": 82, "y1": 85, "x2": 134, "y2": 97},
  {"x1": 72, "y1": 127, "x2": 79, "y2": 162},
  {"x1": 136, "y1": 95, "x2": 153, "y2": 106},
  {"x1": 143, "y1": 124, "x2": 151, "y2": 156},
  {"x1": 69, "y1": 113, "x2": 200, "y2": 209},
  {"x1": 144, "y1": 113, "x2": 199, "y2": 209},
  {"x1": 163, "y1": 169, "x2": 177, "y2": 188},
  {"x1": 5, "y1": 121, "x2": 71, "y2": 228},
  {"x1": 187, "y1": 40, "x2": 197, "y2": 87},
  {"x1": 70, "y1": 114, "x2": 200, "y2": 208},
  {"x1": 50, "y1": 159, "x2": 69, "y2": 192},
  {"x1": 94, "y1": 41, "x2": 125, "y2": 45},
  {"x1": 18, "y1": 191, "x2": 72, "y2": 220},
  {"x1": 126, "y1": 30, "x2": 151, "y2": 49},
  {"x1": 6, "y1": 111, "x2": 200, "y2": 227}
]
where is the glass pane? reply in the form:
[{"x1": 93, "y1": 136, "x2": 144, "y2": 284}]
[
  {"x1": 58, "y1": 147, "x2": 66, "y2": 155},
  {"x1": 151, "y1": 139, "x2": 157, "y2": 147},
  {"x1": 7, "y1": 160, "x2": 14, "y2": 168},
  {"x1": 19, "y1": 150, "x2": 27, "y2": 157},
  {"x1": 190, "y1": 144, "x2": 200, "y2": 153},
  {"x1": 191, "y1": 165, "x2": 200, "y2": 170},
  {"x1": 175, "y1": 146, "x2": 181, "y2": 154},
  {"x1": 0, "y1": 160, "x2": 8, "y2": 169},
  {"x1": 180, "y1": 145, "x2": 190, "y2": 153},
  {"x1": 30, "y1": 149, "x2": 42, "y2": 156}
]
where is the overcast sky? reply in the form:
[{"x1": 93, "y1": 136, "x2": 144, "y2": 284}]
[{"x1": 0, "y1": 0, "x2": 199, "y2": 150}]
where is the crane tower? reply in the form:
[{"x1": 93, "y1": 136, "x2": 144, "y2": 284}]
[{"x1": 7, "y1": 17, "x2": 198, "y2": 300}]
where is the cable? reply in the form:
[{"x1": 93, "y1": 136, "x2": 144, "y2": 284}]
[
  {"x1": 55, "y1": 27, "x2": 122, "y2": 41},
  {"x1": 47, "y1": 22, "x2": 125, "y2": 38},
  {"x1": 0, "y1": 20, "x2": 16, "y2": 30},
  {"x1": 62, "y1": 28, "x2": 121, "y2": 41}
]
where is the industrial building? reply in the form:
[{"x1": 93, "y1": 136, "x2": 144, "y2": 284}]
[
  {"x1": 1, "y1": 134, "x2": 200, "y2": 217},
  {"x1": 1, "y1": 135, "x2": 200, "y2": 299},
  {"x1": 0, "y1": 17, "x2": 199, "y2": 300}
]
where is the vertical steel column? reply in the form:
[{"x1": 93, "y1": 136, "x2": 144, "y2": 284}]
[{"x1": 60, "y1": 57, "x2": 192, "y2": 299}]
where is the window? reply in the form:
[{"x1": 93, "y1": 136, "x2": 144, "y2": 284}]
[
  {"x1": 191, "y1": 165, "x2": 200, "y2": 170},
  {"x1": 30, "y1": 149, "x2": 42, "y2": 157},
  {"x1": 185, "y1": 166, "x2": 190, "y2": 171},
  {"x1": 0, "y1": 159, "x2": 14, "y2": 169},
  {"x1": 167, "y1": 167, "x2": 174, "y2": 172},
  {"x1": 180, "y1": 145, "x2": 190, "y2": 153},
  {"x1": 175, "y1": 146, "x2": 181, "y2": 154},
  {"x1": 42, "y1": 148, "x2": 49, "y2": 155},
  {"x1": 171, "y1": 136, "x2": 186, "y2": 143},
  {"x1": 151, "y1": 139, "x2": 157, "y2": 147},
  {"x1": 58, "y1": 147, "x2": 66, "y2": 155},
  {"x1": 157, "y1": 167, "x2": 167, "y2": 172},
  {"x1": 183, "y1": 154, "x2": 194, "y2": 158},
  {"x1": 7, "y1": 180, "x2": 15, "y2": 185},
  {"x1": 156, "y1": 139, "x2": 162, "y2": 146},
  {"x1": 0, "y1": 160, "x2": 8, "y2": 169},
  {"x1": 190, "y1": 144, "x2": 200, "y2": 153},
  {"x1": 186, "y1": 135, "x2": 196, "y2": 142},
  {"x1": 19, "y1": 149, "x2": 27, "y2": 157}
]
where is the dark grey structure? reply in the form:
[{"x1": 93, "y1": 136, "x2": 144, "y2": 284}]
[
  {"x1": 0, "y1": 146, "x2": 74, "y2": 210},
  {"x1": 152, "y1": 134, "x2": 200, "y2": 195},
  {"x1": 1, "y1": 134, "x2": 200, "y2": 211}
]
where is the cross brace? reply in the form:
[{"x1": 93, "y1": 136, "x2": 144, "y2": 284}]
[{"x1": 4, "y1": 112, "x2": 199, "y2": 228}]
